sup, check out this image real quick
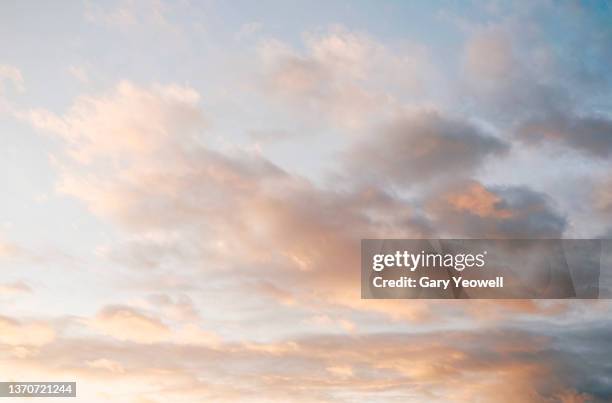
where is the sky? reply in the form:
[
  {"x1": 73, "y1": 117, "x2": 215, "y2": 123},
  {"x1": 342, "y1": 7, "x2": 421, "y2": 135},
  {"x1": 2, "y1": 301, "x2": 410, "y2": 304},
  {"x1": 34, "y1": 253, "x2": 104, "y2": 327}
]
[{"x1": 1, "y1": 0, "x2": 612, "y2": 402}]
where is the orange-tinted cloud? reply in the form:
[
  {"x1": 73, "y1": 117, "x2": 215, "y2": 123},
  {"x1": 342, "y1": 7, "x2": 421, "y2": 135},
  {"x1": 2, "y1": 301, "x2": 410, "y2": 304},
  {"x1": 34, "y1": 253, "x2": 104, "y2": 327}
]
[
  {"x1": 427, "y1": 179, "x2": 566, "y2": 238},
  {"x1": 0, "y1": 315, "x2": 55, "y2": 346},
  {"x1": 1, "y1": 322, "x2": 605, "y2": 402}
]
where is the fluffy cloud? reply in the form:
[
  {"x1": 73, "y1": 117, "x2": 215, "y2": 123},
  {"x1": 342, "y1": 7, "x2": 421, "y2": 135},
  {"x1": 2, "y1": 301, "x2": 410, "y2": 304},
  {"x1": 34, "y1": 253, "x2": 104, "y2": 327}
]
[
  {"x1": 20, "y1": 80, "x2": 575, "y2": 328},
  {"x1": 26, "y1": 80, "x2": 204, "y2": 163},
  {"x1": 24, "y1": 81, "x2": 438, "y2": 322},
  {"x1": 259, "y1": 27, "x2": 432, "y2": 129}
]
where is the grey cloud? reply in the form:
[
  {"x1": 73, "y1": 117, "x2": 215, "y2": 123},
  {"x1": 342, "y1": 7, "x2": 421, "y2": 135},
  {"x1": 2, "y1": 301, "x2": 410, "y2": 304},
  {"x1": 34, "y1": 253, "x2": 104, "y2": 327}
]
[
  {"x1": 518, "y1": 112, "x2": 612, "y2": 158},
  {"x1": 545, "y1": 321, "x2": 612, "y2": 402},
  {"x1": 427, "y1": 180, "x2": 567, "y2": 238},
  {"x1": 346, "y1": 111, "x2": 509, "y2": 186},
  {"x1": 459, "y1": 6, "x2": 612, "y2": 160},
  {"x1": 493, "y1": 186, "x2": 567, "y2": 237}
]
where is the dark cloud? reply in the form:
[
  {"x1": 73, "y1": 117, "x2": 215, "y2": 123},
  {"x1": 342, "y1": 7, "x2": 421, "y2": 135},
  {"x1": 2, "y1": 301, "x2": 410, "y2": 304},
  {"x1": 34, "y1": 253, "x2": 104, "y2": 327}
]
[
  {"x1": 517, "y1": 112, "x2": 612, "y2": 158},
  {"x1": 346, "y1": 111, "x2": 509, "y2": 186},
  {"x1": 546, "y1": 321, "x2": 612, "y2": 402}
]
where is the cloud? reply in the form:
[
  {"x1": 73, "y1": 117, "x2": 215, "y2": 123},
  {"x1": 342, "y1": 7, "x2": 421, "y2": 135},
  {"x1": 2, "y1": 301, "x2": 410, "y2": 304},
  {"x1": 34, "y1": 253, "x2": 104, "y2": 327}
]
[
  {"x1": 326, "y1": 364, "x2": 353, "y2": 379},
  {"x1": 236, "y1": 21, "x2": 263, "y2": 41},
  {"x1": 20, "y1": 81, "x2": 571, "y2": 326},
  {"x1": 173, "y1": 323, "x2": 221, "y2": 347},
  {"x1": 518, "y1": 112, "x2": 612, "y2": 158},
  {"x1": 86, "y1": 303, "x2": 222, "y2": 348},
  {"x1": 463, "y1": 25, "x2": 517, "y2": 83},
  {"x1": 442, "y1": 180, "x2": 513, "y2": 219},
  {"x1": 427, "y1": 180, "x2": 567, "y2": 238},
  {"x1": 346, "y1": 110, "x2": 509, "y2": 186},
  {"x1": 459, "y1": 8, "x2": 612, "y2": 164},
  {"x1": 2, "y1": 322, "x2": 609, "y2": 402},
  {"x1": 20, "y1": 82, "x2": 452, "y2": 327},
  {"x1": 86, "y1": 358, "x2": 126, "y2": 374},
  {"x1": 144, "y1": 293, "x2": 199, "y2": 322},
  {"x1": 259, "y1": 26, "x2": 431, "y2": 129},
  {"x1": 0, "y1": 239, "x2": 20, "y2": 258},
  {"x1": 458, "y1": 11, "x2": 574, "y2": 121},
  {"x1": 68, "y1": 65, "x2": 89, "y2": 84},
  {"x1": 0, "y1": 315, "x2": 55, "y2": 346},
  {"x1": 25, "y1": 81, "x2": 204, "y2": 163},
  {"x1": 84, "y1": 0, "x2": 178, "y2": 34},
  {"x1": 594, "y1": 177, "x2": 612, "y2": 214},
  {"x1": 0, "y1": 281, "x2": 31, "y2": 296},
  {"x1": 89, "y1": 305, "x2": 172, "y2": 344},
  {"x1": 0, "y1": 64, "x2": 24, "y2": 93},
  {"x1": 305, "y1": 314, "x2": 356, "y2": 334},
  {"x1": 4, "y1": 3, "x2": 612, "y2": 402}
]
